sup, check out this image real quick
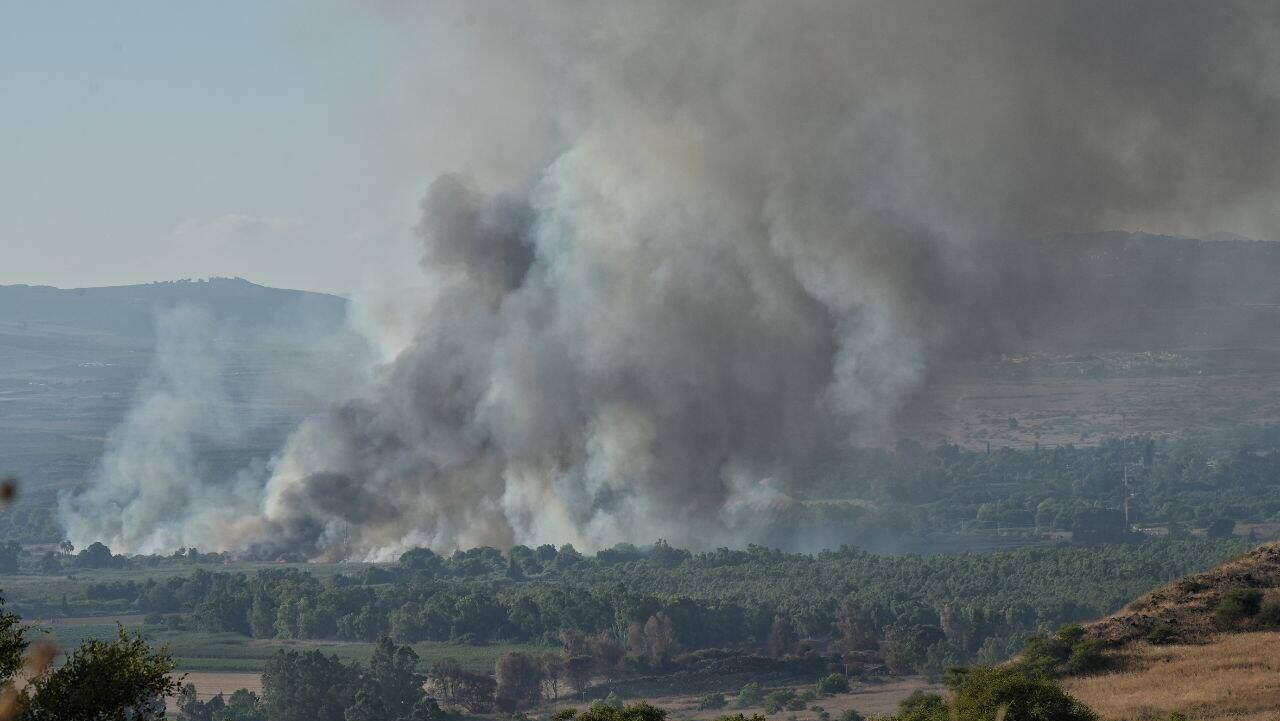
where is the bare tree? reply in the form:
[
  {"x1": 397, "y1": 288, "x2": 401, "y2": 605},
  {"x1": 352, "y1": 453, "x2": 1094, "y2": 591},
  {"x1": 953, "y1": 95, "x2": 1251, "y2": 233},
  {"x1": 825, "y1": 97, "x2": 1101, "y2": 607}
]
[
  {"x1": 565, "y1": 655, "x2": 593, "y2": 698},
  {"x1": 642, "y1": 613, "x2": 679, "y2": 667},
  {"x1": 588, "y1": 632, "x2": 625, "y2": 680},
  {"x1": 626, "y1": 621, "x2": 645, "y2": 660},
  {"x1": 495, "y1": 651, "x2": 544, "y2": 711},
  {"x1": 835, "y1": 601, "x2": 877, "y2": 652},
  {"x1": 539, "y1": 652, "x2": 565, "y2": 701},
  {"x1": 767, "y1": 616, "x2": 796, "y2": 657},
  {"x1": 454, "y1": 671, "x2": 496, "y2": 714},
  {"x1": 426, "y1": 658, "x2": 463, "y2": 707}
]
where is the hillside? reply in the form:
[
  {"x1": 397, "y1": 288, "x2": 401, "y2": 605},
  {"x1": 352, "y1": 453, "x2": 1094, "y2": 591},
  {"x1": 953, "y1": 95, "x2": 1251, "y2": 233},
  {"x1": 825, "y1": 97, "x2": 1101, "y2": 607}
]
[
  {"x1": 1063, "y1": 542, "x2": 1280, "y2": 720},
  {"x1": 1082, "y1": 541, "x2": 1280, "y2": 647}
]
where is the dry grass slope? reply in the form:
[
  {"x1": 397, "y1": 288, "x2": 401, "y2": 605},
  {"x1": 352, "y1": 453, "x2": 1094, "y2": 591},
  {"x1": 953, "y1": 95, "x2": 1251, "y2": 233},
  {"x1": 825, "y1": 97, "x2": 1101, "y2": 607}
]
[
  {"x1": 1067, "y1": 632, "x2": 1280, "y2": 721},
  {"x1": 1062, "y1": 542, "x2": 1280, "y2": 720},
  {"x1": 1084, "y1": 542, "x2": 1280, "y2": 646}
]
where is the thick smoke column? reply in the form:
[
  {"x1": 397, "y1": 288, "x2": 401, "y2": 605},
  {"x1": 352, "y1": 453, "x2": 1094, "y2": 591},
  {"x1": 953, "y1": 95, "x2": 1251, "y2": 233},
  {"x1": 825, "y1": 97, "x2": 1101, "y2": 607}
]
[{"x1": 65, "y1": 1, "x2": 1280, "y2": 558}]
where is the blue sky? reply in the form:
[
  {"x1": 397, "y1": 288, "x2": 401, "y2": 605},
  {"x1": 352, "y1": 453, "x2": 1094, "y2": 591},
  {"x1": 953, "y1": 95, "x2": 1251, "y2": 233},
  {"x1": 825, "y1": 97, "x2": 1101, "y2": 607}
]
[{"x1": 0, "y1": 2, "x2": 423, "y2": 294}]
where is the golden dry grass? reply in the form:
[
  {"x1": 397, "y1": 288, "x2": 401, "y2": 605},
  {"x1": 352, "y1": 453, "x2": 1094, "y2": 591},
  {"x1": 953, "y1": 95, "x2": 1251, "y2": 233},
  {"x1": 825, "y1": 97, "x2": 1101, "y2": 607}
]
[{"x1": 1067, "y1": 632, "x2": 1280, "y2": 721}]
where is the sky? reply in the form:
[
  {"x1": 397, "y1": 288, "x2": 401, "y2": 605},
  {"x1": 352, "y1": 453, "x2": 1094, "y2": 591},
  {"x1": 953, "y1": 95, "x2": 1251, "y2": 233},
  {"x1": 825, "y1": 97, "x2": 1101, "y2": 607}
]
[{"x1": 0, "y1": 2, "x2": 430, "y2": 295}]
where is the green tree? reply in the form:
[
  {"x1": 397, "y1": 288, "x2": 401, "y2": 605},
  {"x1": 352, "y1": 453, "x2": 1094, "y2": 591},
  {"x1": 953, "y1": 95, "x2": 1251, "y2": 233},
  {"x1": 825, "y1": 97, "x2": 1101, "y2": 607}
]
[
  {"x1": 365, "y1": 636, "x2": 425, "y2": 719},
  {"x1": 553, "y1": 702, "x2": 667, "y2": 721},
  {"x1": 261, "y1": 649, "x2": 359, "y2": 721},
  {"x1": 817, "y1": 674, "x2": 850, "y2": 695},
  {"x1": 0, "y1": 599, "x2": 27, "y2": 683},
  {"x1": 21, "y1": 626, "x2": 182, "y2": 721},
  {"x1": 214, "y1": 689, "x2": 266, "y2": 721},
  {"x1": 946, "y1": 666, "x2": 1096, "y2": 721},
  {"x1": 75, "y1": 541, "x2": 117, "y2": 569}
]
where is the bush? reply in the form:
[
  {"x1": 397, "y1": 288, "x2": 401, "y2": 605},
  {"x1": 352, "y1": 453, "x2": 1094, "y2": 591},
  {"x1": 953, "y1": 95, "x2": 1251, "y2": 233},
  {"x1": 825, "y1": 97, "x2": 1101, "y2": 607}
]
[
  {"x1": 797, "y1": 688, "x2": 817, "y2": 702},
  {"x1": 763, "y1": 690, "x2": 799, "y2": 714},
  {"x1": 1065, "y1": 639, "x2": 1108, "y2": 675},
  {"x1": 1259, "y1": 598, "x2": 1280, "y2": 625},
  {"x1": 1020, "y1": 625, "x2": 1108, "y2": 677},
  {"x1": 698, "y1": 694, "x2": 727, "y2": 710},
  {"x1": 1144, "y1": 623, "x2": 1177, "y2": 644},
  {"x1": 897, "y1": 691, "x2": 945, "y2": 721},
  {"x1": 837, "y1": 711, "x2": 863, "y2": 721},
  {"x1": 1215, "y1": 588, "x2": 1264, "y2": 630},
  {"x1": 736, "y1": 682, "x2": 763, "y2": 708},
  {"x1": 945, "y1": 666, "x2": 1097, "y2": 721},
  {"x1": 816, "y1": 674, "x2": 850, "y2": 695}
]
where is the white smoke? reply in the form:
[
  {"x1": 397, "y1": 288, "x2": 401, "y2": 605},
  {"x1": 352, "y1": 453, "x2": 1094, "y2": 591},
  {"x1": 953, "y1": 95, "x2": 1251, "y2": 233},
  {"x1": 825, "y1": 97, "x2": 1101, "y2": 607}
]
[{"x1": 64, "y1": 1, "x2": 1280, "y2": 558}]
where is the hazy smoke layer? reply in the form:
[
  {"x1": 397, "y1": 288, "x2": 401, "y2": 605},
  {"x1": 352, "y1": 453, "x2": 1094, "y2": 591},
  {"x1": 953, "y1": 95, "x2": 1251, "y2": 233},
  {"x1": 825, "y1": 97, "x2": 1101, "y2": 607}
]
[
  {"x1": 60, "y1": 306, "x2": 368, "y2": 555},
  {"x1": 66, "y1": 1, "x2": 1280, "y2": 558}
]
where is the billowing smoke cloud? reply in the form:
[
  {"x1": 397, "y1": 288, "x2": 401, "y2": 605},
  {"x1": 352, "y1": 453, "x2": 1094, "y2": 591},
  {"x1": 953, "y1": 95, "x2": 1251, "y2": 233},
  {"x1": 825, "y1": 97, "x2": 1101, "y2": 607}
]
[
  {"x1": 59, "y1": 305, "x2": 369, "y2": 555},
  {"x1": 65, "y1": 1, "x2": 1280, "y2": 558}
]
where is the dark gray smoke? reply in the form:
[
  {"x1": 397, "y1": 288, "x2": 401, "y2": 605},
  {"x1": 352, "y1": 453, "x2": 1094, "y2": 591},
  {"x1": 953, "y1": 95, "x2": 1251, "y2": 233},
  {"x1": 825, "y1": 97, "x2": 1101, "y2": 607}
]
[{"x1": 68, "y1": 1, "x2": 1280, "y2": 558}]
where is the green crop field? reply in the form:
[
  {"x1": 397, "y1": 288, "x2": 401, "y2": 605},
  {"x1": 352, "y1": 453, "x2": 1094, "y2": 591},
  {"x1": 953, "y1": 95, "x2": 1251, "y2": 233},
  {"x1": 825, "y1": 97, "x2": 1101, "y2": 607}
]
[{"x1": 28, "y1": 619, "x2": 547, "y2": 674}]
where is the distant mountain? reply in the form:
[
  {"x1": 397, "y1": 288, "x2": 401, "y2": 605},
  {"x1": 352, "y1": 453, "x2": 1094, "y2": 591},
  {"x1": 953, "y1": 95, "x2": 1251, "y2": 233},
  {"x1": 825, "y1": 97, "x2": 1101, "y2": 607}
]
[
  {"x1": 0, "y1": 278, "x2": 352, "y2": 494},
  {"x1": 0, "y1": 277, "x2": 347, "y2": 338}
]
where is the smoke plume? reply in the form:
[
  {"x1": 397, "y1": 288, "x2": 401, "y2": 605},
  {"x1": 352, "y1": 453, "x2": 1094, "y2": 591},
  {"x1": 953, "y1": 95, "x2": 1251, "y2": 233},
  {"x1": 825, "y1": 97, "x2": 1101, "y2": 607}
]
[{"x1": 65, "y1": 1, "x2": 1280, "y2": 558}]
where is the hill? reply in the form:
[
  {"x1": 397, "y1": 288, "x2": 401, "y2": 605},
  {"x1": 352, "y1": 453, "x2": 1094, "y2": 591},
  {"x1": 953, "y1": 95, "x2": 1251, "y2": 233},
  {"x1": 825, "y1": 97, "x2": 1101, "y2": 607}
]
[
  {"x1": 0, "y1": 277, "x2": 346, "y2": 338},
  {"x1": 1082, "y1": 541, "x2": 1280, "y2": 647},
  {"x1": 0, "y1": 278, "x2": 350, "y2": 509},
  {"x1": 1063, "y1": 542, "x2": 1280, "y2": 720}
]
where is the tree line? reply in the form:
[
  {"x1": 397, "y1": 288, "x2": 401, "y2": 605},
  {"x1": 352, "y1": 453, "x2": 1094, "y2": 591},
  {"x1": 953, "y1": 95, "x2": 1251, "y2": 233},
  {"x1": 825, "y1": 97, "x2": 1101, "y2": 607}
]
[{"x1": 21, "y1": 537, "x2": 1246, "y2": 674}]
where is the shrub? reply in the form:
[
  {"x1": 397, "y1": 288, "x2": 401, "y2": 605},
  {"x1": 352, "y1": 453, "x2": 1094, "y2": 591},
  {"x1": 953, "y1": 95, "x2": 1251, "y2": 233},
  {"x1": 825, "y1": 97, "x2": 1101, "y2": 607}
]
[
  {"x1": 699, "y1": 694, "x2": 727, "y2": 710},
  {"x1": 1259, "y1": 598, "x2": 1280, "y2": 625},
  {"x1": 1215, "y1": 588, "x2": 1264, "y2": 630},
  {"x1": 797, "y1": 688, "x2": 817, "y2": 702},
  {"x1": 816, "y1": 673, "x2": 850, "y2": 695},
  {"x1": 1020, "y1": 625, "x2": 1109, "y2": 677},
  {"x1": 897, "y1": 691, "x2": 945, "y2": 721},
  {"x1": 736, "y1": 682, "x2": 763, "y2": 708},
  {"x1": 763, "y1": 690, "x2": 799, "y2": 714},
  {"x1": 949, "y1": 666, "x2": 1097, "y2": 721},
  {"x1": 559, "y1": 702, "x2": 668, "y2": 721},
  {"x1": 1065, "y1": 639, "x2": 1108, "y2": 675},
  {"x1": 1145, "y1": 623, "x2": 1180, "y2": 645},
  {"x1": 837, "y1": 711, "x2": 864, "y2": 721}
]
